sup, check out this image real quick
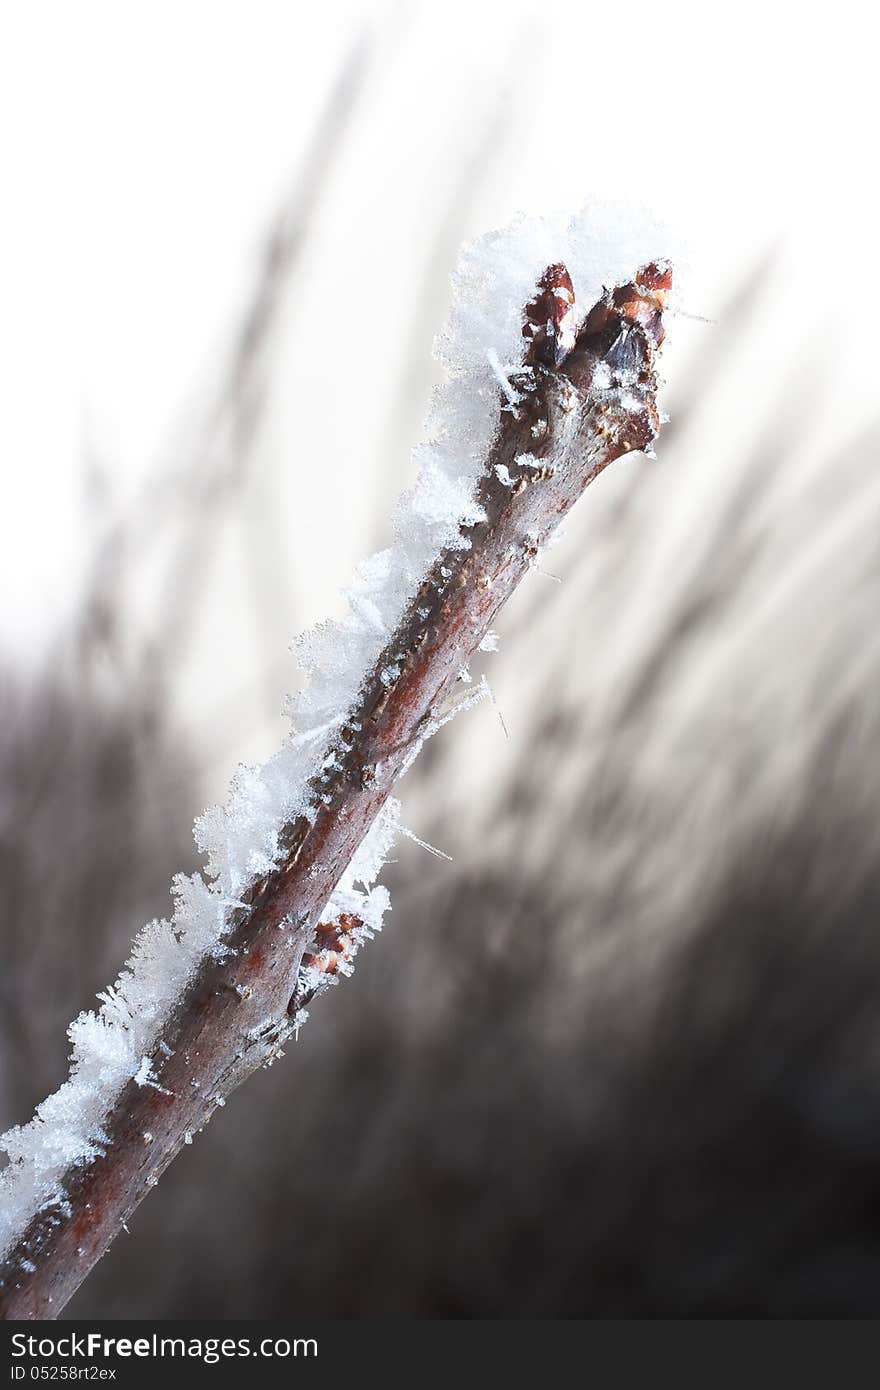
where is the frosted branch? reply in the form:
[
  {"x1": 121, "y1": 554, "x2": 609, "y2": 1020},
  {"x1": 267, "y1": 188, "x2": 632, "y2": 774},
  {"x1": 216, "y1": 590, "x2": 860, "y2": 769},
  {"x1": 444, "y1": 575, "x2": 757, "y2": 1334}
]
[{"x1": 0, "y1": 223, "x2": 671, "y2": 1319}]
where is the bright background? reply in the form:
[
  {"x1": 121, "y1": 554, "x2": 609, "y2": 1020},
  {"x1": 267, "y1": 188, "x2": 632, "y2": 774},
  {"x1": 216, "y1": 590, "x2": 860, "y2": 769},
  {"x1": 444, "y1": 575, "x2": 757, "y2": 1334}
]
[{"x1": 3, "y1": 0, "x2": 876, "y2": 772}]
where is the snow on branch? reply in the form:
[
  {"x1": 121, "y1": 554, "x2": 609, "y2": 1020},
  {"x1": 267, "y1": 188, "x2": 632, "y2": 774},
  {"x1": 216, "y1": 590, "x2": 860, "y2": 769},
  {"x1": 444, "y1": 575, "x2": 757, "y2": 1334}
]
[{"x1": 0, "y1": 207, "x2": 672, "y2": 1318}]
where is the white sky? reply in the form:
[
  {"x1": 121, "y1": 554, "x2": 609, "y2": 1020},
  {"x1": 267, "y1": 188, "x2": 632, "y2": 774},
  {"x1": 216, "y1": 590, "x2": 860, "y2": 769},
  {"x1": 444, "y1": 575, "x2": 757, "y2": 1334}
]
[{"x1": 1, "y1": 0, "x2": 876, "y2": 759}]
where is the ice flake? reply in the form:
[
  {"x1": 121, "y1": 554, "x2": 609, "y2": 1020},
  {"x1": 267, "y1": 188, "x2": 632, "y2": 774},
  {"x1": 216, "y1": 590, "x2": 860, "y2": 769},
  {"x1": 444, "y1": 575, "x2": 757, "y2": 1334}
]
[
  {"x1": 593, "y1": 361, "x2": 612, "y2": 390},
  {"x1": 133, "y1": 1058, "x2": 154, "y2": 1088},
  {"x1": 486, "y1": 348, "x2": 522, "y2": 408},
  {"x1": 398, "y1": 824, "x2": 453, "y2": 863}
]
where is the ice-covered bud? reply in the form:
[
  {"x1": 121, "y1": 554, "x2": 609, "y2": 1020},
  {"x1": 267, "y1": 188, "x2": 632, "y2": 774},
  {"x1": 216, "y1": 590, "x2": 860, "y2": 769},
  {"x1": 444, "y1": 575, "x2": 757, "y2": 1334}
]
[{"x1": 522, "y1": 263, "x2": 577, "y2": 368}]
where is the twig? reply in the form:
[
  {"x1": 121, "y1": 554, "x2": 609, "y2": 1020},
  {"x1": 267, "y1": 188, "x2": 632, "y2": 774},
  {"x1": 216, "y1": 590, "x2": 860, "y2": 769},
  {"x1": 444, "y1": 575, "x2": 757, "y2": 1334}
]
[{"x1": 0, "y1": 258, "x2": 670, "y2": 1319}]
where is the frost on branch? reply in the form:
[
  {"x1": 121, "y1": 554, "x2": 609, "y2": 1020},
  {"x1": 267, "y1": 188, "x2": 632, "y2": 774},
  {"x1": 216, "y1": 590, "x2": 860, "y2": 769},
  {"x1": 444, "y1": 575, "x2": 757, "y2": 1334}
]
[{"x1": 0, "y1": 202, "x2": 672, "y2": 1308}]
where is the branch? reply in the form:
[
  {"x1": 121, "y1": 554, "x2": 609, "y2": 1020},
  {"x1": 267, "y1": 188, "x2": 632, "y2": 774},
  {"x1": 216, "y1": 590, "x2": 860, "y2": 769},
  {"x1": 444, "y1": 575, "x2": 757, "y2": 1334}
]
[{"x1": 0, "y1": 256, "x2": 671, "y2": 1318}]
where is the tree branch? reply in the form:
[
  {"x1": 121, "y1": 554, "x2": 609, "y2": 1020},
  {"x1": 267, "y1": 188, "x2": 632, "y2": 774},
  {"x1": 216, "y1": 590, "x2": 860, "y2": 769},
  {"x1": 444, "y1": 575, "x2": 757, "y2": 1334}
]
[{"x1": 0, "y1": 258, "x2": 670, "y2": 1319}]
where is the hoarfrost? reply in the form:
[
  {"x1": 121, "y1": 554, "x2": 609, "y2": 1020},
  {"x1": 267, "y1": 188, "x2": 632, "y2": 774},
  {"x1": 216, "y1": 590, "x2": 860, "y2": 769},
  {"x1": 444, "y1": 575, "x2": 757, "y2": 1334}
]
[
  {"x1": 0, "y1": 199, "x2": 670, "y2": 1263},
  {"x1": 133, "y1": 1058, "x2": 154, "y2": 1088}
]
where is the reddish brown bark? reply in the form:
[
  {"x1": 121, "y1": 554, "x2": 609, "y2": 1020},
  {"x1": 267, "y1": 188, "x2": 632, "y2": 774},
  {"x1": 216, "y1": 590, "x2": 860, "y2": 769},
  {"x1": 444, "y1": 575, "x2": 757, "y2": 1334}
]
[{"x1": 0, "y1": 260, "x2": 669, "y2": 1319}]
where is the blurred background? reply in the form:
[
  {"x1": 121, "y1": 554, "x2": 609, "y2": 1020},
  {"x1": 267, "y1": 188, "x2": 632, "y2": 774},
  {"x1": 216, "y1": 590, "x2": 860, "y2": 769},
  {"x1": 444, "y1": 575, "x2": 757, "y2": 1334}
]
[{"x1": 2, "y1": 0, "x2": 880, "y2": 1316}]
